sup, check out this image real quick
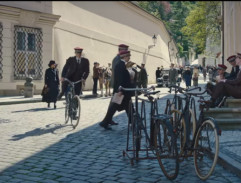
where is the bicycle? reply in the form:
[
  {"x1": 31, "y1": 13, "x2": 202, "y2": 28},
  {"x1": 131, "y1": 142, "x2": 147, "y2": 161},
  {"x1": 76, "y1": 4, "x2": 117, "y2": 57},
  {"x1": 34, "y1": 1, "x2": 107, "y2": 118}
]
[
  {"x1": 64, "y1": 78, "x2": 82, "y2": 129},
  {"x1": 121, "y1": 86, "x2": 179, "y2": 180},
  {"x1": 169, "y1": 85, "x2": 221, "y2": 180}
]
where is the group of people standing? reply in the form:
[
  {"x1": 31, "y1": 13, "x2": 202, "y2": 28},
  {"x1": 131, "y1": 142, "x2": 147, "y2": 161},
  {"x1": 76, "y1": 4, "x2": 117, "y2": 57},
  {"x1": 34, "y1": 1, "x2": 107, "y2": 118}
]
[
  {"x1": 92, "y1": 62, "x2": 112, "y2": 97},
  {"x1": 99, "y1": 44, "x2": 149, "y2": 130}
]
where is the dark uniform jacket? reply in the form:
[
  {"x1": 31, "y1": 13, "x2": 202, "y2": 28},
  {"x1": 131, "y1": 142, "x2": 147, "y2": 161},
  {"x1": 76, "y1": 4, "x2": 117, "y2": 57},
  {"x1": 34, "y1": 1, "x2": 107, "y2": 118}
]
[
  {"x1": 111, "y1": 54, "x2": 121, "y2": 87},
  {"x1": 61, "y1": 56, "x2": 89, "y2": 81},
  {"x1": 113, "y1": 60, "x2": 132, "y2": 111},
  {"x1": 226, "y1": 69, "x2": 241, "y2": 85},
  {"x1": 226, "y1": 65, "x2": 240, "y2": 80}
]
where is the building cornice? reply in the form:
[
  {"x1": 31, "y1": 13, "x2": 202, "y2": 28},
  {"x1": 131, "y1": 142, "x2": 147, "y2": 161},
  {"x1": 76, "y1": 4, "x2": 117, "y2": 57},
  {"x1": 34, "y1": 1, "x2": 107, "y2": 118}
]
[{"x1": 0, "y1": 5, "x2": 60, "y2": 26}]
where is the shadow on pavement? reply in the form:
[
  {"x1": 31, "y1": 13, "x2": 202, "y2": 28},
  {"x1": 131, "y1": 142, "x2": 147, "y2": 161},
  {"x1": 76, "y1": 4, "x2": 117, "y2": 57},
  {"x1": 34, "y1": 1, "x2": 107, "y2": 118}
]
[
  {"x1": 11, "y1": 107, "x2": 65, "y2": 113},
  {"x1": 10, "y1": 123, "x2": 73, "y2": 141}
]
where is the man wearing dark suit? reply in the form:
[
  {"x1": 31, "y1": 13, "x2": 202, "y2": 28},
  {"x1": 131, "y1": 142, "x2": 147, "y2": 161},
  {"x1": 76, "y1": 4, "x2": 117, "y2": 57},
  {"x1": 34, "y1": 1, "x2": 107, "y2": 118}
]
[
  {"x1": 226, "y1": 55, "x2": 240, "y2": 80},
  {"x1": 210, "y1": 54, "x2": 241, "y2": 106},
  {"x1": 99, "y1": 50, "x2": 132, "y2": 130},
  {"x1": 111, "y1": 44, "x2": 129, "y2": 90},
  {"x1": 169, "y1": 63, "x2": 178, "y2": 86},
  {"x1": 58, "y1": 47, "x2": 90, "y2": 99}
]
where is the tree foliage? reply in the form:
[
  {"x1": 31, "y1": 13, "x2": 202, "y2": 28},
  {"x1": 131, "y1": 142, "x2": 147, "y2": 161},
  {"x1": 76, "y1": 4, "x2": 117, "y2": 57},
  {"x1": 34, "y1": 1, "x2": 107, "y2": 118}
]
[
  {"x1": 181, "y1": 1, "x2": 221, "y2": 54},
  {"x1": 137, "y1": 1, "x2": 221, "y2": 58},
  {"x1": 137, "y1": 1, "x2": 195, "y2": 59}
]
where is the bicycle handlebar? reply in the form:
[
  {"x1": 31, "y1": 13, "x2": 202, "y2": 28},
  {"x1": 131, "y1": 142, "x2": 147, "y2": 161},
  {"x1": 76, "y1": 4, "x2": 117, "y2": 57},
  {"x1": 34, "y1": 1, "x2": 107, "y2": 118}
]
[
  {"x1": 168, "y1": 85, "x2": 201, "y2": 94},
  {"x1": 119, "y1": 85, "x2": 155, "y2": 92},
  {"x1": 144, "y1": 91, "x2": 160, "y2": 97},
  {"x1": 64, "y1": 78, "x2": 83, "y2": 86}
]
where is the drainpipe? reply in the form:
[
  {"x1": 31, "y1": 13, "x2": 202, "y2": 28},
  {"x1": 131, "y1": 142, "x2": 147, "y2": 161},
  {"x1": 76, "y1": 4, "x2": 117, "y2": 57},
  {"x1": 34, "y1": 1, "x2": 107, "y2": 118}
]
[
  {"x1": 222, "y1": 1, "x2": 224, "y2": 65},
  {"x1": 168, "y1": 39, "x2": 172, "y2": 63}
]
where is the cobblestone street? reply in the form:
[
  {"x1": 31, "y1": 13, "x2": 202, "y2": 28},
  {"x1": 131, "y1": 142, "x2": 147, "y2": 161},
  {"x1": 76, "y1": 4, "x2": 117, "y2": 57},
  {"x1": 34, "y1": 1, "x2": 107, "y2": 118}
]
[{"x1": 0, "y1": 90, "x2": 241, "y2": 183}]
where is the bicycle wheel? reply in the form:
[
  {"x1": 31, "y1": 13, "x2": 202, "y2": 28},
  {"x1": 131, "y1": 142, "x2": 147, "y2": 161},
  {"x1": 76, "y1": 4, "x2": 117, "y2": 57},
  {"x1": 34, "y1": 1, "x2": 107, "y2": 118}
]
[
  {"x1": 132, "y1": 113, "x2": 141, "y2": 159},
  {"x1": 65, "y1": 92, "x2": 72, "y2": 124},
  {"x1": 193, "y1": 119, "x2": 219, "y2": 180},
  {"x1": 70, "y1": 95, "x2": 81, "y2": 129},
  {"x1": 189, "y1": 98, "x2": 197, "y2": 140},
  {"x1": 154, "y1": 119, "x2": 179, "y2": 180},
  {"x1": 170, "y1": 109, "x2": 186, "y2": 157}
]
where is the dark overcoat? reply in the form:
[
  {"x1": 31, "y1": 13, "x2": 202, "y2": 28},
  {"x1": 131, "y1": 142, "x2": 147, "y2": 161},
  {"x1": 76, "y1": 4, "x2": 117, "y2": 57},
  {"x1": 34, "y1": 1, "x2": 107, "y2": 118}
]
[
  {"x1": 111, "y1": 54, "x2": 121, "y2": 88},
  {"x1": 43, "y1": 68, "x2": 60, "y2": 103},
  {"x1": 226, "y1": 65, "x2": 240, "y2": 80},
  {"x1": 113, "y1": 60, "x2": 132, "y2": 111},
  {"x1": 62, "y1": 56, "x2": 90, "y2": 81},
  {"x1": 183, "y1": 70, "x2": 192, "y2": 87}
]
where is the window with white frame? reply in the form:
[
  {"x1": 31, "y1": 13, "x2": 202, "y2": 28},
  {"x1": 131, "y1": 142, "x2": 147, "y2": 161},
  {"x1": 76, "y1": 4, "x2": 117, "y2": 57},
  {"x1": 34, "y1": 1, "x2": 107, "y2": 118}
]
[{"x1": 14, "y1": 25, "x2": 43, "y2": 80}]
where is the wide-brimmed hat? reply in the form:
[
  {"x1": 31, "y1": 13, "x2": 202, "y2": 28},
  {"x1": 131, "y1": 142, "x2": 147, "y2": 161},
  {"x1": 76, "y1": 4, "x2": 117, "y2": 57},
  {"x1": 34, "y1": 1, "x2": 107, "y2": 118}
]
[{"x1": 48, "y1": 60, "x2": 56, "y2": 67}]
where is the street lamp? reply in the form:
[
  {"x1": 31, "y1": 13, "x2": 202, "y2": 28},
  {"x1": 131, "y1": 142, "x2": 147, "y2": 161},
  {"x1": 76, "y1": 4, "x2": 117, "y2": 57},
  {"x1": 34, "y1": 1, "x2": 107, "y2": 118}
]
[{"x1": 148, "y1": 34, "x2": 157, "y2": 49}]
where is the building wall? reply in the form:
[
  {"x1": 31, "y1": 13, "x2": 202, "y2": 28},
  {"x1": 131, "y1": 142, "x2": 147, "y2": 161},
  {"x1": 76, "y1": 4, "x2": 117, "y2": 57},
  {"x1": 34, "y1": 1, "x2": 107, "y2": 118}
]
[
  {"x1": 224, "y1": 1, "x2": 241, "y2": 73},
  {"x1": 0, "y1": 4, "x2": 60, "y2": 95},
  {"x1": 52, "y1": 1, "x2": 178, "y2": 90},
  {"x1": 0, "y1": 1, "x2": 178, "y2": 95}
]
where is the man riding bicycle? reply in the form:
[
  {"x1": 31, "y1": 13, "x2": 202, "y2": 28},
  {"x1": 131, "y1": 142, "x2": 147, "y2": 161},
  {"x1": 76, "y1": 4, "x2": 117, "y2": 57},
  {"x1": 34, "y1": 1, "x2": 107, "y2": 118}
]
[{"x1": 58, "y1": 47, "x2": 90, "y2": 100}]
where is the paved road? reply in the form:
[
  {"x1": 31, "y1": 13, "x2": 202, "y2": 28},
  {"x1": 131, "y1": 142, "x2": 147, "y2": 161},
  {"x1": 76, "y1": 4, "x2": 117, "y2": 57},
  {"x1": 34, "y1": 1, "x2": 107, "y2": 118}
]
[{"x1": 0, "y1": 90, "x2": 241, "y2": 183}]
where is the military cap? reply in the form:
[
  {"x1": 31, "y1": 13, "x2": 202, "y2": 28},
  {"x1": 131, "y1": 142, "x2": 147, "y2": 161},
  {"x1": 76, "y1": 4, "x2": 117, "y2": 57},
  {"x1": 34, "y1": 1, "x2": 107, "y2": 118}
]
[
  {"x1": 217, "y1": 64, "x2": 227, "y2": 70},
  {"x1": 74, "y1": 47, "x2": 83, "y2": 53},
  {"x1": 118, "y1": 44, "x2": 129, "y2": 49},
  {"x1": 94, "y1": 62, "x2": 98, "y2": 64},
  {"x1": 119, "y1": 50, "x2": 131, "y2": 58},
  {"x1": 227, "y1": 55, "x2": 236, "y2": 62}
]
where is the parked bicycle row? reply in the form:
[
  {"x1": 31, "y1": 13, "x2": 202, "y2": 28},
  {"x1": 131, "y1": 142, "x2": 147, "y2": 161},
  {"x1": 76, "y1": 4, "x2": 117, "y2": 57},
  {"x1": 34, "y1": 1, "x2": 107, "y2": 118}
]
[{"x1": 120, "y1": 85, "x2": 221, "y2": 181}]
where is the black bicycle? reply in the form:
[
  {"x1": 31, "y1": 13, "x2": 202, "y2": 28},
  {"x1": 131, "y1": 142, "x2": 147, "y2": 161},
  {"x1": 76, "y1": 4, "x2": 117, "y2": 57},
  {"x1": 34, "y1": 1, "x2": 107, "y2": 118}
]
[
  {"x1": 121, "y1": 86, "x2": 179, "y2": 180},
  {"x1": 168, "y1": 85, "x2": 221, "y2": 180},
  {"x1": 64, "y1": 78, "x2": 82, "y2": 129}
]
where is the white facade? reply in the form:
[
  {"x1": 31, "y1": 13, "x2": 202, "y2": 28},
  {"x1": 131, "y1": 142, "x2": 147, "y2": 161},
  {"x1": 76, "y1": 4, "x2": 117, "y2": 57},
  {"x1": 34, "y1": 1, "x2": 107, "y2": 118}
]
[
  {"x1": 223, "y1": 1, "x2": 241, "y2": 73},
  {"x1": 0, "y1": 1, "x2": 178, "y2": 95}
]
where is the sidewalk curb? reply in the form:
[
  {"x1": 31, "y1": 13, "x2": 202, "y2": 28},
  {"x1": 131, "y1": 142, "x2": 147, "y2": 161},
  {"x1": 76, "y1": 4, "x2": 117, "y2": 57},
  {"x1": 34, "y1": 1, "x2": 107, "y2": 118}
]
[
  {"x1": 0, "y1": 94, "x2": 102, "y2": 105},
  {"x1": 218, "y1": 151, "x2": 241, "y2": 179}
]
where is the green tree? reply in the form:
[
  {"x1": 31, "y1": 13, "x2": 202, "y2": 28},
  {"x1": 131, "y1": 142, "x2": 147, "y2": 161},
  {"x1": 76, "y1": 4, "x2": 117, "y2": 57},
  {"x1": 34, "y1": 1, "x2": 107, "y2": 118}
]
[
  {"x1": 181, "y1": 1, "x2": 221, "y2": 54},
  {"x1": 137, "y1": 1, "x2": 195, "y2": 59}
]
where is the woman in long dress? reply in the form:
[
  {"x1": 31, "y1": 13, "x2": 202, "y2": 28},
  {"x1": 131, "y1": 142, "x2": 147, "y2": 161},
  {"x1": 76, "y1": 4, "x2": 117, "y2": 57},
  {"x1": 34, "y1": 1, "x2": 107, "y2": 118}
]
[{"x1": 43, "y1": 60, "x2": 60, "y2": 109}]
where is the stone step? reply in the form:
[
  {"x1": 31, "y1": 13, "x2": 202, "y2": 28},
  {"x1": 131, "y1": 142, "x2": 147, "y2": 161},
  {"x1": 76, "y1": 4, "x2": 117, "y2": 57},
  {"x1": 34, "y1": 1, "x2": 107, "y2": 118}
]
[
  {"x1": 225, "y1": 99, "x2": 241, "y2": 108},
  {"x1": 204, "y1": 108, "x2": 241, "y2": 119},
  {"x1": 215, "y1": 118, "x2": 241, "y2": 130}
]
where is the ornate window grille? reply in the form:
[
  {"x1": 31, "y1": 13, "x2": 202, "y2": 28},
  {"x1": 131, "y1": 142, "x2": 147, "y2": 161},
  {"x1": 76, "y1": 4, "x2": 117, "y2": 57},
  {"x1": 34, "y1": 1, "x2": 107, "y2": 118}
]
[
  {"x1": 14, "y1": 25, "x2": 43, "y2": 80},
  {"x1": 0, "y1": 23, "x2": 3, "y2": 79}
]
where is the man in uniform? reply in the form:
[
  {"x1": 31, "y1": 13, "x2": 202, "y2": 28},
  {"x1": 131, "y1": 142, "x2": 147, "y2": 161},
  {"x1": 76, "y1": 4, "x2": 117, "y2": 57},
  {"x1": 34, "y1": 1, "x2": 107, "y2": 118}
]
[
  {"x1": 226, "y1": 55, "x2": 240, "y2": 80},
  {"x1": 99, "y1": 50, "x2": 132, "y2": 130},
  {"x1": 58, "y1": 47, "x2": 90, "y2": 99},
  {"x1": 155, "y1": 67, "x2": 161, "y2": 81},
  {"x1": 137, "y1": 63, "x2": 148, "y2": 88},
  {"x1": 209, "y1": 54, "x2": 241, "y2": 107},
  {"x1": 92, "y1": 62, "x2": 99, "y2": 95},
  {"x1": 111, "y1": 44, "x2": 129, "y2": 90}
]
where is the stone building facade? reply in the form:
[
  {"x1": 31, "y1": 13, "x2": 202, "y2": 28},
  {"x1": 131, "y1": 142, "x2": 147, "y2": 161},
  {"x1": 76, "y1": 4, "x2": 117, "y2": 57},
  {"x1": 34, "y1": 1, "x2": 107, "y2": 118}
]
[
  {"x1": 0, "y1": 1, "x2": 177, "y2": 96},
  {"x1": 223, "y1": 1, "x2": 241, "y2": 72}
]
